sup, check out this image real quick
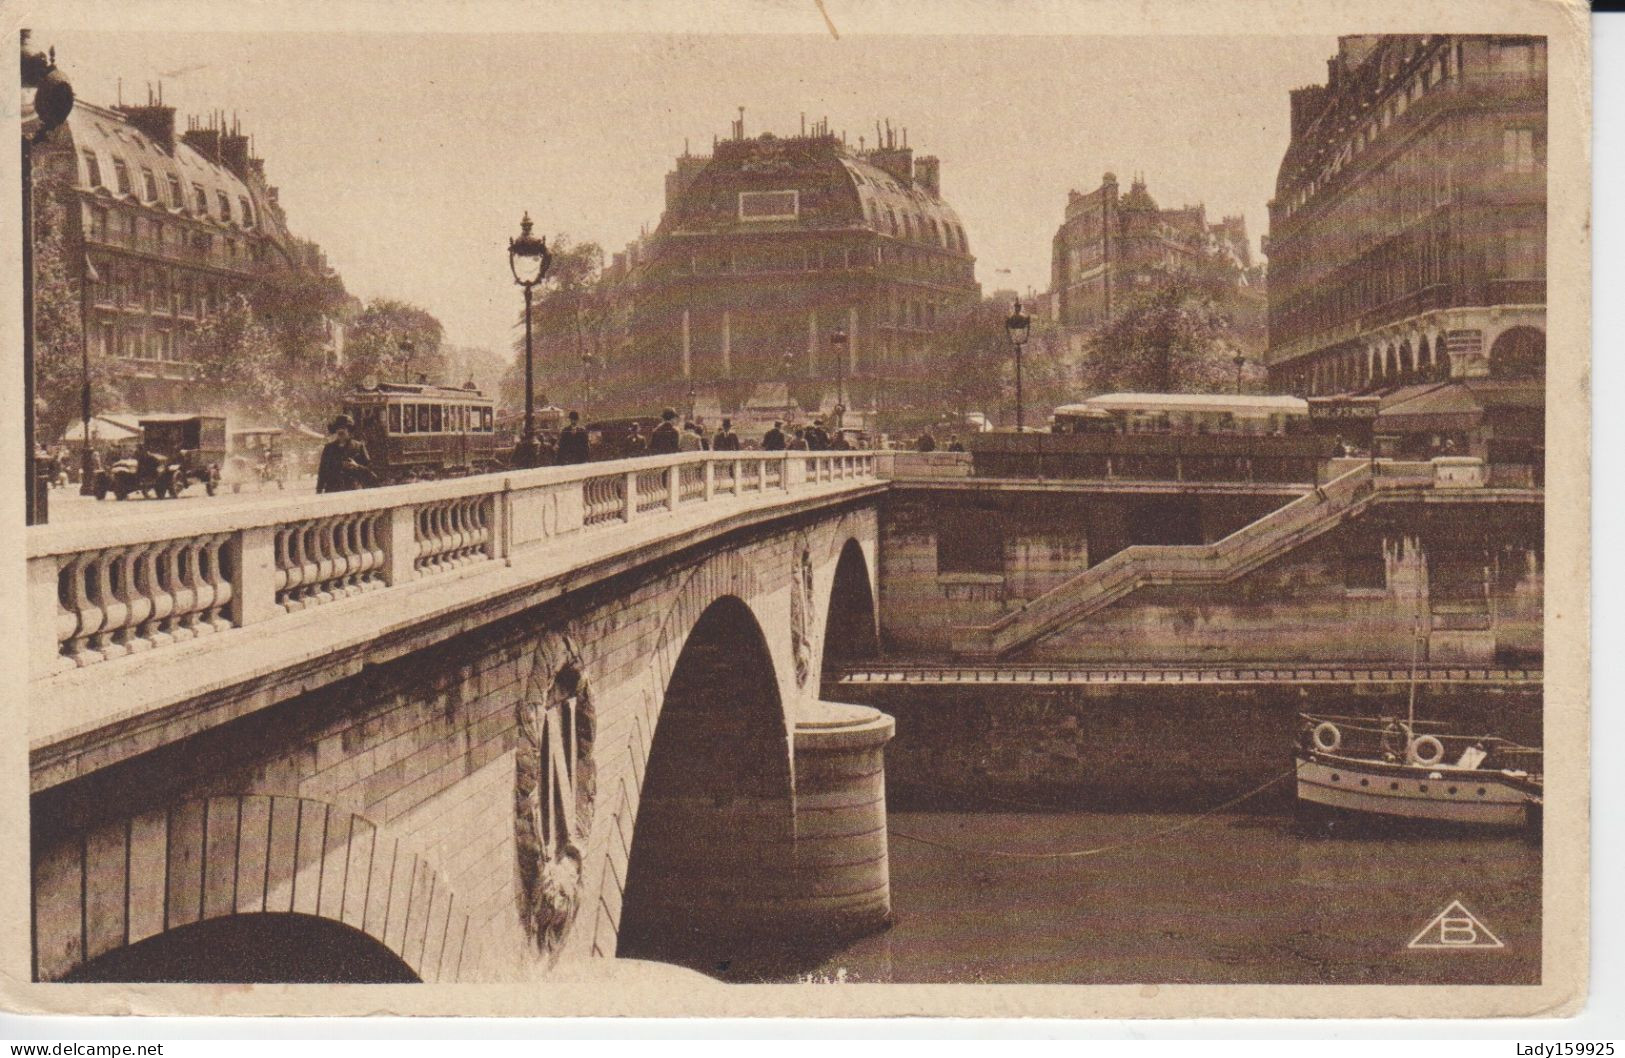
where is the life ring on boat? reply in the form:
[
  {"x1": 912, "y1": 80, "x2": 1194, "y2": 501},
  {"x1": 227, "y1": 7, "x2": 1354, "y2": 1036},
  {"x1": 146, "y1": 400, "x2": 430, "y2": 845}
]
[
  {"x1": 1409, "y1": 735, "x2": 1445, "y2": 766},
  {"x1": 1312, "y1": 722, "x2": 1342, "y2": 752}
]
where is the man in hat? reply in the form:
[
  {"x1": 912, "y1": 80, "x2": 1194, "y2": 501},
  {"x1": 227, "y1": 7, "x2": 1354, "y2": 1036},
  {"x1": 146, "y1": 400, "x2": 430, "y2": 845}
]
[
  {"x1": 556, "y1": 410, "x2": 590, "y2": 465},
  {"x1": 763, "y1": 419, "x2": 787, "y2": 452},
  {"x1": 713, "y1": 417, "x2": 741, "y2": 452},
  {"x1": 648, "y1": 407, "x2": 682, "y2": 455},
  {"x1": 805, "y1": 417, "x2": 830, "y2": 451},
  {"x1": 317, "y1": 414, "x2": 374, "y2": 493}
]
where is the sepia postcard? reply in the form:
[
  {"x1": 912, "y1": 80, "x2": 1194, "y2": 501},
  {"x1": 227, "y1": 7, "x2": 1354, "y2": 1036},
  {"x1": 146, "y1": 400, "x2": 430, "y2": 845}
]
[{"x1": 0, "y1": 0, "x2": 1590, "y2": 1021}]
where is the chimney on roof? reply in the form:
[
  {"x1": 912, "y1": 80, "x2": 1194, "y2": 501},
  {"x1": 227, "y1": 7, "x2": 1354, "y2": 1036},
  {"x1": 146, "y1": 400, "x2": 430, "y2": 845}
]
[
  {"x1": 117, "y1": 93, "x2": 178, "y2": 153},
  {"x1": 914, "y1": 155, "x2": 940, "y2": 196}
]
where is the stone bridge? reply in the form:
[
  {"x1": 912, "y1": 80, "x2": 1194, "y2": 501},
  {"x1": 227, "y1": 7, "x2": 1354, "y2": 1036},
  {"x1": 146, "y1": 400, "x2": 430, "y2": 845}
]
[
  {"x1": 26, "y1": 447, "x2": 1541, "y2": 986},
  {"x1": 28, "y1": 452, "x2": 888, "y2": 983}
]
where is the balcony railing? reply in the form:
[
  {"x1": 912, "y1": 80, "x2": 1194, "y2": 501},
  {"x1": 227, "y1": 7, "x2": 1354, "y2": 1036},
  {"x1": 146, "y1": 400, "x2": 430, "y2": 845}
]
[{"x1": 28, "y1": 451, "x2": 877, "y2": 676}]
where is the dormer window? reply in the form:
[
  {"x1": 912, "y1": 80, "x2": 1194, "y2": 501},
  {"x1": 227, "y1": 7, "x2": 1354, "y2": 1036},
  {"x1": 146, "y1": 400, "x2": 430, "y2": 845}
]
[
  {"x1": 217, "y1": 191, "x2": 233, "y2": 222},
  {"x1": 82, "y1": 150, "x2": 103, "y2": 188},
  {"x1": 193, "y1": 184, "x2": 208, "y2": 214},
  {"x1": 112, "y1": 157, "x2": 132, "y2": 196},
  {"x1": 239, "y1": 196, "x2": 255, "y2": 229},
  {"x1": 141, "y1": 168, "x2": 158, "y2": 202},
  {"x1": 167, "y1": 175, "x2": 183, "y2": 209}
]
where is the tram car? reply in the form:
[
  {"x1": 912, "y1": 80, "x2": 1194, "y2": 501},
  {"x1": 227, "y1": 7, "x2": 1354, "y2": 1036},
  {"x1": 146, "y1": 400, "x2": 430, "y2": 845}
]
[{"x1": 340, "y1": 380, "x2": 499, "y2": 484}]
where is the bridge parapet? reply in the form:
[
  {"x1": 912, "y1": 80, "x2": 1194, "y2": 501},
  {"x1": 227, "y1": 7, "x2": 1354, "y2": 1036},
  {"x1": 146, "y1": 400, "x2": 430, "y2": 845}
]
[{"x1": 30, "y1": 452, "x2": 877, "y2": 681}]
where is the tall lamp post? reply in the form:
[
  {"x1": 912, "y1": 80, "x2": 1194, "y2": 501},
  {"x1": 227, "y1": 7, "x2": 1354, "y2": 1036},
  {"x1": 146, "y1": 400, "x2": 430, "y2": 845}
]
[
  {"x1": 23, "y1": 40, "x2": 74, "y2": 525},
  {"x1": 399, "y1": 338, "x2": 415, "y2": 384},
  {"x1": 581, "y1": 352, "x2": 597, "y2": 411},
  {"x1": 1232, "y1": 350, "x2": 1246, "y2": 395},
  {"x1": 508, "y1": 213, "x2": 552, "y2": 469},
  {"x1": 1005, "y1": 299, "x2": 1031, "y2": 432},
  {"x1": 829, "y1": 328, "x2": 848, "y2": 429}
]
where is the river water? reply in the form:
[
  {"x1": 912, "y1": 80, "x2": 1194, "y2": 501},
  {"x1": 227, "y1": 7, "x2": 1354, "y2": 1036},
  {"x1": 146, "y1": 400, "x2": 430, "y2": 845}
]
[{"x1": 714, "y1": 808, "x2": 1540, "y2": 985}]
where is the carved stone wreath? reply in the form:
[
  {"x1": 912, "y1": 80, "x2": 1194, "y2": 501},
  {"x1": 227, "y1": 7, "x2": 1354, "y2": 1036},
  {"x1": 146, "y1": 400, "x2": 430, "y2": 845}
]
[{"x1": 513, "y1": 635, "x2": 596, "y2": 960}]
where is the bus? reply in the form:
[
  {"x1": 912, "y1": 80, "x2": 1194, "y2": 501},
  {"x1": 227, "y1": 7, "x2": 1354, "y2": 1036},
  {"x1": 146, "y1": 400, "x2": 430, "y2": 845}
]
[{"x1": 1052, "y1": 392, "x2": 1311, "y2": 437}]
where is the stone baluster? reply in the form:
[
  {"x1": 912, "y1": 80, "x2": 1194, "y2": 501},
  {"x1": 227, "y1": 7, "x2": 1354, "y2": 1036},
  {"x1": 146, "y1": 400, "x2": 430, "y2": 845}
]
[
  {"x1": 58, "y1": 552, "x2": 104, "y2": 667},
  {"x1": 122, "y1": 541, "x2": 158, "y2": 653},
  {"x1": 168, "y1": 538, "x2": 202, "y2": 640},
  {"x1": 88, "y1": 548, "x2": 129, "y2": 660},
  {"x1": 201, "y1": 533, "x2": 233, "y2": 632}
]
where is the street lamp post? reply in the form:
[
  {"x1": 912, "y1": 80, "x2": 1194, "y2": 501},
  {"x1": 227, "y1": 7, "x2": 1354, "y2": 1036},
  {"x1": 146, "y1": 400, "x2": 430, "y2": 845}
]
[
  {"x1": 399, "y1": 338, "x2": 415, "y2": 384},
  {"x1": 23, "y1": 40, "x2": 74, "y2": 524},
  {"x1": 508, "y1": 213, "x2": 553, "y2": 469},
  {"x1": 581, "y1": 352, "x2": 597, "y2": 411},
  {"x1": 1233, "y1": 351, "x2": 1246, "y2": 395},
  {"x1": 687, "y1": 384, "x2": 698, "y2": 422},
  {"x1": 1005, "y1": 299, "x2": 1031, "y2": 432},
  {"x1": 829, "y1": 328, "x2": 848, "y2": 429}
]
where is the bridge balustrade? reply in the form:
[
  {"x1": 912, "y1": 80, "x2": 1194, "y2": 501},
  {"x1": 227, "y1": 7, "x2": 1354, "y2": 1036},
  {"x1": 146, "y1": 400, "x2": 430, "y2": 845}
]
[{"x1": 29, "y1": 452, "x2": 877, "y2": 678}]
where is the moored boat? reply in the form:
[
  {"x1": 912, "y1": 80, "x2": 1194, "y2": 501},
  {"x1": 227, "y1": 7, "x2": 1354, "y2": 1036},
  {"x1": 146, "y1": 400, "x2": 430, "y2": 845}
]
[{"x1": 1294, "y1": 713, "x2": 1542, "y2": 828}]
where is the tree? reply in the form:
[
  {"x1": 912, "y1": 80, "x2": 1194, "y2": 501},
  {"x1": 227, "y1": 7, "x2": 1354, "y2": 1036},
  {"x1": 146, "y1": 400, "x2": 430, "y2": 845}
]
[
  {"x1": 248, "y1": 253, "x2": 354, "y2": 423},
  {"x1": 506, "y1": 237, "x2": 612, "y2": 414},
  {"x1": 1077, "y1": 257, "x2": 1244, "y2": 395},
  {"x1": 30, "y1": 168, "x2": 123, "y2": 446},
  {"x1": 190, "y1": 294, "x2": 291, "y2": 425},
  {"x1": 341, "y1": 299, "x2": 447, "y2": 392}
]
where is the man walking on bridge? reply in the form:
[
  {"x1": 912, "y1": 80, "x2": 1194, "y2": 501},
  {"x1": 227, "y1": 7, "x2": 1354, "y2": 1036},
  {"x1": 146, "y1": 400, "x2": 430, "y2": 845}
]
[
  {"x1": 556, "y1": 411, "x2": 590, "y2": 465},
  {"x1": 648, "y1": 408, "x2": 682, "y2": 455},
  {"x1": 316, "y1": 415, "x2": 375, "y2": 493}
]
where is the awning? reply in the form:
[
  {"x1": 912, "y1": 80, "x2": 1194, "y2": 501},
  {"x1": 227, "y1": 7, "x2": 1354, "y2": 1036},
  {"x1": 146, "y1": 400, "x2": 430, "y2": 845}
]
[
  {"x1": 60, "y1": 415, "x2": 141, "y2": 443},
  {"x1": 1375, "y1": 381, "x2": 1544, "y2": 434}
]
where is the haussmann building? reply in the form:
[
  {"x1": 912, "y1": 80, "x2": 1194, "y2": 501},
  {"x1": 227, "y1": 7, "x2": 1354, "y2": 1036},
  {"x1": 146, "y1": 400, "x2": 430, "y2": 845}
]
[
  {"x1": 1263, "y1": 34, "x2": 1545, "y2": 468},
  {"x1": 622, "y1": 116, "x2": 981, "y2": 428}
]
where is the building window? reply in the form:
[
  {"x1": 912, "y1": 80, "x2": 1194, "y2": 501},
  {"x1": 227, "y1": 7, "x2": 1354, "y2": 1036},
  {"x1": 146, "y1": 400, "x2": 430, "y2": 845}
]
[
  {"x1": 82, "y1": 150, "x2": 103, "y2": 188},
  {"x1": 736, "y1": 190, "x2": 798, "y2": 221},
  {"x1": 112, "y1": 157, "x2": 132, "y2": 195},
  {"x1": 89, "y1": 206, "x2": 109, "y2": 243},
  {"x1": 1503, "y1": 127, "x2": 1539, "y2": 173},
  {"x1": 239, "y1": 197, "x2": 255, "y2": 228},
  {"x1": 217, "y1": 191, "x2": 233, "y2": 222},
  {"x1": 141, "y1": 168, "x2": 158, "y2": 202},
  {"x1": 1497, "y1": 228, "x2": 1544, "y2": 280},
  {"x1": 167, "y1": 174, "x2": 183, "y2": 209},
  {"x1": 1491, "y1": 40, "x2": 1538, "y2": 74},
  {"x1": 193, "y1": 184, "x2": 208, "y2": 214}
]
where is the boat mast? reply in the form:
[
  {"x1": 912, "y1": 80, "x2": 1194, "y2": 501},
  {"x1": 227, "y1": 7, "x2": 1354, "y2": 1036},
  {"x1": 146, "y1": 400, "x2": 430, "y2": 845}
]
[{"x1": 1406, "y1": 607, "x2": 1422, "y2": 733}]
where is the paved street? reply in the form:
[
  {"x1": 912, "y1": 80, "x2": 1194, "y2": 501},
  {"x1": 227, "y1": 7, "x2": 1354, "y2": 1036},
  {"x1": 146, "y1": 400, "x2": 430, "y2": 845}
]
[{"x1": 41, "y1": 476, "x2": 319, "y2": 525}]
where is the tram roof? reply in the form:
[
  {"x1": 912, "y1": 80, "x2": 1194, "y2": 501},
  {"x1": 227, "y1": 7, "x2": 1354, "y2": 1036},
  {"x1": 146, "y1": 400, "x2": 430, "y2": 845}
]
[{"x1": 356, "y1": 381, "x2": 490, "y2": 399}]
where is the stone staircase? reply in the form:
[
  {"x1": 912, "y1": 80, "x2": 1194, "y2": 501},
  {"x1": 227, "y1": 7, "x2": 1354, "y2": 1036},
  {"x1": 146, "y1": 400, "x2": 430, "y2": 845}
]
[{"x1": 950, "y1": 462, "x2": 1382, "y2": 658}]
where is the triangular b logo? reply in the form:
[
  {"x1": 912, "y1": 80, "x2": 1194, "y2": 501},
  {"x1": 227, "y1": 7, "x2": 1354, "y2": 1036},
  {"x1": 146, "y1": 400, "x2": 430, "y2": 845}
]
[{"x1": 1407, "y1": 900, "x2": 1504, "y2": 949}]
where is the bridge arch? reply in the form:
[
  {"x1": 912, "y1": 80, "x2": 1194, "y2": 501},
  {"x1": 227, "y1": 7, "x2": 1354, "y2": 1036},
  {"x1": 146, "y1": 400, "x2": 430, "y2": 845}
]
[
  {"x1": 33, "y1": 794, "x2": 477, "y2": 983},
  {"x1": 821, "y1": 536, "x2": 879, "y2": 674},
  {"x1": 615, "y1": 594, "x2": 796, "y2": 970}
]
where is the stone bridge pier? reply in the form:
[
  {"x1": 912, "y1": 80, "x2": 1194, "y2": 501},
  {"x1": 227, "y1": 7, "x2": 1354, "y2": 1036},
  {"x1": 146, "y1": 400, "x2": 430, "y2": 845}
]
[{"x1": 29, "y1": 454, "x2": 892, "y2": 984}]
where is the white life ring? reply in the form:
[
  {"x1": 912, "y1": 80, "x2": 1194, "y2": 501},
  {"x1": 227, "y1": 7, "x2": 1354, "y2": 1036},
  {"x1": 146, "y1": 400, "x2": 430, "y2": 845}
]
[
  {"x1": 1409, "y1": 735, "x2": 1445, "y2": 766},
  {"x1": 1312, "y1": 721, "x2": 1342, "y2": 753}
]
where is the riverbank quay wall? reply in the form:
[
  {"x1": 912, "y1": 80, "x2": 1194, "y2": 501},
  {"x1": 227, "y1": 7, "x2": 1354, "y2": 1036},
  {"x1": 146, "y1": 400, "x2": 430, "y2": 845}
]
[
  {"x1": 831, "y1": 678, "x2": 1542, "y2": 810},
  {"x1": 875, "y1": 458, "x2": 1542, "y2": 667}
]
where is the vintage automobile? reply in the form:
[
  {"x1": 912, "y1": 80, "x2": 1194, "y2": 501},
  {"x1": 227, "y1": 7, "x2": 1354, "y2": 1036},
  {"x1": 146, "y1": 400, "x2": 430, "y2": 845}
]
[{"x1": 93, "y1": 415, "x2": 224, "y2": 500}]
